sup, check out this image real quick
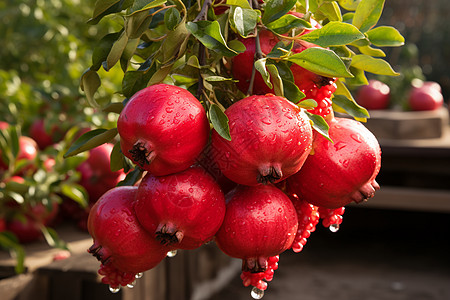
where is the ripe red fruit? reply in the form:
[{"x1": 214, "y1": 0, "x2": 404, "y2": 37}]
[
  {"x1": 77, "y1": 143, "x2": 126, "y2": 203},
  {"x1": 287, "y1": 116, "x2": 381, "y2": 209},
  {"x1": 289, "y1": 194, "x2": 320, "y2": 253},
  {"x1": 87, "y1": 186, "x2": 168, "y2": 288},
  {"x1": 408, "y1": 80, "x2": 444, "y2": 111},
  {"x1": 134, "y1": 166, "x2": 226, "y2": 250},
  {"x1": 215, "y1": 185, "x2": 298, "y2": 273},
  {"x1": 29, "y1": 119, "x2": 64, "y2": 150},
  {"x1": 117, "y1": 84, "x2": 209, "y2": 176},
  {"x1": 0, "y1": 121, "x2": 9, "y2": 130},
  {"x1": 211, "y1": 94, "x2": 313, "y2": 186},
  {"x1": 356, "y1": 79, "x2": 390, "y2": 110},
  {"x1": 231, "y1": 29, "x2": 336, "y2": 117},
  {"x1": 0, "y1": 136, "x2": 39, "y2": 173}
]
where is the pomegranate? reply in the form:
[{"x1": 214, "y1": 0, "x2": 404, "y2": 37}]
[
  {"x1": 356, "y1": 79, "x2": 390, "y2": 110},
  {"x1": 87, "y1": 186, "x2": 168, "y2": 288},
  {"x1": 29, "y1": 119, "x2": 64, "y2": 150},
  {"x1": 0, "y1": 136, "x2": 38, "y2": 173},
  {"x1": 0, "y1": 121, "x2": 9, "y2": 130},
  {"x1": 407, "y1": 80, "x2": 444, "y2": 111},
  {"x1": 211, "y1": 94, "x2": 313, "y2": 186},
  {"x1": 134, "y1": 166, "x2": 226, "y2": 250},
  {"x1": 231, "y1": 27, "x2": 337, "y2": 117},
  {"x1": 215, "y1": 184, "x2": 298, "y2": 273},
  {"x1": 117, "y1": 84, "x2": 209, "y2": 176},
  {"x1": 318, "y1": 206, "x2": 346, "y2": 232},
  {"x1": 287, "y1": 115, "x2": 381, "y2": 209},
  {"x1": 289, "y1": 193, "x2": 320, "y2": 253}
]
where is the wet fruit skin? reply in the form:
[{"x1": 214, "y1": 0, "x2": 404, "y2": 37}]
[
  {"x1": 215, "y1": 184, "x2": 298, "y2": 272},
  {"x1": 87, "y1": 186, "x2": 168, "y2": 274},
  {"x1": 117, "y1": 84, "x2": 210, "y2": 176},
  {"x1": 134, "y1": 166, "x2": 226, "y2": 250},
  {"x1": 287, "y1": 116, "x2": 381, "y2": 209},
  {"x1": 211, "y1": 94, "x2": 313, "y2": 186}
]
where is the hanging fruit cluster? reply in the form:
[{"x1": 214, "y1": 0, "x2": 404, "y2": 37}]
[{"x1": 68, "y1": 0, "x2": 404, "y2": 297}]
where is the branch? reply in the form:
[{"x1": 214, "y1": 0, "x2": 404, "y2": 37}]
[{"x1": 247, "y1": 29, "x2": 264, "y2": 95}]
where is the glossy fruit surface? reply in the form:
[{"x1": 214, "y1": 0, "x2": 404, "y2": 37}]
[
  {"x1": 215, "y1": 184, "x2": 298, "y2": 272},
  {"x1": 29, "y1": 119, "x2": 63, "y2": 150},
  {"x1": 211, "y1": 94, "x2": 313, "y2": 186},
  {"x1": 408, "y1": 80, "x2": 444, "y2": 111},
  {"x1": 117, "y1": 84, "x2": 209, "y2": 176},
  {"x1": 287, "y1": 116, "x2": 381, "y2": 209},
  {"x1": 87, "y1": 186, "x2": 167, "y2": 275},
  {"x1": 356, "y1": 79, "x2": 390, "y2": 110},
  {"x1": 135, "y1": 166, "x2": 226, "y2": 250}
]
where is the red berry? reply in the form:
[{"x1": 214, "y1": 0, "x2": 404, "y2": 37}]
[
  {"x1": 134, "y1": 166, "x2": 226, "y2": 250},
  {"x1": 117, "y1": 84, "x2": 209, "y2": 176},
  {"x1": 287, "y1": 116, "x2": 381, "y2": 209},
  {"x1": 87, "y1": 186, "x2": 168, "y2": 287},
  {"x1": 215, "y1": 185, "x2": 298, "y2": 273},
  {"x1": 211, "y1": 94, "x2": 313, "y2": 186},
  {"x1": 289, "y1": 194, "x2": 320, "y2": 252}
]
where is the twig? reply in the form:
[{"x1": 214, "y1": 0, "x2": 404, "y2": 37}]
[{"x1": 247, "y1": 29, "x2": 264, "y2": 96}]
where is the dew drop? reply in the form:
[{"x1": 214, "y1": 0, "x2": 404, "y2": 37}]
[
  {"x1": 334, "y1": 141, "x2": 347, "y2": 151},
  {"x1": 167, "y1": 250, "x2": 178, "y2": 257},
  {"x1": 329, "y1": 224, "x2": 340, "y2": 232},
  {"x1": 251, "y1": 287, "x2": 265, "y2": 299},
  {"x1": 127, "y1": 280, "x2": 137, "y2": 288},
  {"x1": 350, "y1": 134, "x2": 362, "y2": 143},
  {"x1": 260, "y1": 117, "x2": 271, "y2": 125},
  {"x1": 135, "y1": 272, "x2": 144, "y2": 279},
  {"x1": 109, "y1": 286, "x2": 121, "y2": 293},
  {"x1": 166, "y1": 107, "x2": 174, "y2": 113}
]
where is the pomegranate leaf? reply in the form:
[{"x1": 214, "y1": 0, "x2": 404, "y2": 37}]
[
  {"x1": 210, "y1": 104, "x2": 231, "y2": 141},
  {"x1": 306, "y1": 112, "x2": 332, "y2": 142},
  {"x1": 351, "y1": 54, "x2": 399, "y2": 76},
  {"x1": 88, "y1": 0, "x2": 131, "y2": 25},
  {"x1": 0, "y1": 233, "x2": 25, "y2": 274},
  {"x1": 226, "y1": 0, "x2": 251, "y2": 9},
  {"x1": 125, "y1": 11, "x2": 153, "y2": 40},
  {"x1": 255, "y1": 58, "x2": 273, "y2": 89},
  {"x1": 288, "y1": 48, "x2": 353, "y2": 78},
  {"x1": 267, "y1": 64, "x2": 283, "y2": 96},
  {"x1": 80, "y1": 69, "x2": 101, "y2": 109},
  {"x1": 317, "y1": 1, "x2": 342, "y2": 22},
  {"x1": 129, "y1": 0, "x2": 167, "y2": 15},
  {"x1": 352, "y1": 0, "x2": 384, "y2": 33},
  {"x1": 64, "y1": 128, "x2": 118, "y2": 158},
  {"x1": 357, "y1": 45, "x2": 386, "y2": 57},
  {"x1": 266, "y1": 14, "x2": 313, "y2": 35},
  {"x1": 345, "y1": 66, "x2": 369, "y2": 86},
  {"x1": 102, "y1": 102, "x2": 124, "y2": 114},
  {"x1": 41, "y1": 226, "x2": 69, "y2": 250},
  {"x1": 300, "y1": 22, "x2": 365, "y2": 47},
  {"x1": 366, "y1": 26, "x2": 405, "y2": 47},
  {"x1": 105, "y1": 32, "x2": 129, "y2": 71},
  {"x1": 337, "y1": 0, "x2": 360, "y2": 11},
  {"x1": 118, "y1": 168, "x2": 144, "y2": 186},
  {"x1": 262, "y1": 0, "x2": 297, "y2": 25},
  {"x1": 110, "y1": 142, "x2": 126, "y2": 172},
  {"x1": 60, "y1": 183, "x2": 88, "y2": 208},
  {"x1": 122, "y1": 67, "x2": 155, "y2": 98},
  {"x1": 165, "y1": 7, "x2": 181, "y2": 31},
  {"x1": 230, "y1": 7, "x2": 258, "y2": 37},
  {"x1": 91, "y1": 32, "x2": 123, "y2": 71},
  {"x1": 332, "y1": 95, "x2": 370, "y2": 120},
  {"x1": 283, "y1": 80, "x2": 306, "y2": 104}
]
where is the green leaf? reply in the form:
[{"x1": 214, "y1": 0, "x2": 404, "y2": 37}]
[
  {"x1": 266, "y1": 42, "x2": 293, "y2": 59},
  {"x1": 204, "y1": 76, "x2": 237, "y2": 82},
  {"x1": 337, "y1": 0, "x2": 361, "y2": 11},
  {"x1": 9, "y1": 126, "x2": 20, "y2": 159},
  {"x1": 262, "y1": 0, "x2": 297, "y2": 25},
  {"x1": 366, "y1": 26, "x2": 405, "y2": 47},
  {"x1": 267, "y1": 64, "x2": 283, "y2": 96},
  {"x1": 255, "y1": 58, "x2": 272, "y2": 89},
  {"x1": 102, "y1": 102, "x2": 124, "y2": 114},
  {"x1": 288, "y1": 48, "x2": 353, "y2": 78},
  {"x1": 283, "y1": 80, "x2": 306, "y2": 104},
  {"x1": 352, "y1": 0, "x2": 384, "y2": 33},
  {"x1": 118, "y1": 168, "x2": 144, "y2": 186},
  {"x1": 186, "y1": 21, "x2": 240, "y2": 57},
  {"x1": 351, "y1": 54, "x2": 399, "y2": 76},
  {"x1": 165, "y1": 7, "x2": 181, "y2": 31},
  {"x1": 300, "y1": 21, "x2": 364, "y2": 47},
  {"x1": 318, "y1": 1, "x2": 342, "y2": 22},
  {"x1": 298, "y1": 99, "x2": 318, "y2": 109},
  {"x1": 92, "y1": 32, "x2": 122, "y2": 71},
  {"x1": 226, "y1": 0, "x2": 251, "y2": 9},
  {"x1": 122, "y1": 68, "x2": 155, "y2": 98},
  {"x1": 345, "y1": 66, "x2": 368, "y2": 85},
  {"x1": 161, "y1": 21, "x2": 190, "y2": 63},
  {"x1": 210, "y1": 104, "x2": 231, "y2": 141},
  {"x1": 358, "y1": 45, "x2": 386, "y2": 57},
  {"x1": 110, "y1": 142, "x2": 125, "y2": 172},
  {"x1": 41, "y1": 226, "x2": 69, "y2": 250},
  {"x1": 80, "y1": 69, "x2": 101, "y2": 109},
  {"x1": 105, "y1": 32, "x2": 129, "y2": 71},
  {"x1": 64, "y1": 128, "x2": 118, "y2": 158},
  {"x1": 305, "y1": 112, "x2": 332, "y2": 142},
  {"x1": 0, "y1": 233, "x2": 25, "y2": 274},
  {"x1": 125, "y1": 11, "x2": 153, "y2": 39},
  {"x1": 61, "y1": 183, "x2": 88, "y2": 208},
  {"x1": 231, "y1": 7, "x2": 258, "y2": 37},
  {"x1": 266, "y1": 14, "x2": 313, "y2": 35},
  {"x1": 129, "y1": 0, "x2": 167, "y2": 15},
  {"x1": 333, "y1": 94, "x2": 369, "y2": 119},
  {"x1": 88, "y1": 0, "x2": 122, "y2": 25}
]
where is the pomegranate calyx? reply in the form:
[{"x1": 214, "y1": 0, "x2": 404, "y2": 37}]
[
  {"x1": 155, "y1": 223, "x2": 184, "y2": 246},
  {"x1": 128, "y1": 141, "x2": 156, "y2": 167},
  {"x1": 88, "y1": 243, "x2": 111, "y2": 264},
  {"x1": 350, "y1": 180, "x2": 380, "y2": 203},
  {"x1": 242, "y1": 257, "x2": 268, "y2": 273},
  {"x1": 257, "y1": 165, "x2": 283, "y2": 185}
]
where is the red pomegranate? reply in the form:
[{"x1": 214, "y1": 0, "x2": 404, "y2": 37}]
[
  {"x1": 29, "y1": 119, "x2": 64, "y2": 150},
  {"x1": 211, "y1": 94, "x2": 313, "y2": 186},
  {"x1": 215, "y1": 184, "x2": 298, "y2": 273},
  {"x1": 87, "y1": 186, "x2": 168, "y2": 288},
  {"x1": 134, "y1": 166, "x2": 226, "y2": 250},
  {"x1": 117, "y1": 84, "x2": 209, "y2": 176},
  {"x1": 287, "y1": 115, "x2": 381, "y2": 209},
  {"x1": 0, "y1": 136, "x2": 38, "y2": 174}
]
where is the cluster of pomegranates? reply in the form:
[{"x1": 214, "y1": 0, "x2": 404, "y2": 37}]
[{"x1": 87, "y1": 76, "x2": 381, "y2": 297}]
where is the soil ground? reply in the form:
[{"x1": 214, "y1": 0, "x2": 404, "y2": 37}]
[{"x1": 210, "y1": 206, "x2": 450, "y2": 300}]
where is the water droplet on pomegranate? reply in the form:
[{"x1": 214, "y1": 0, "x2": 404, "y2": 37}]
[
  {"x1": 261, "y1": 117, "x2": 271, "y2": 125},
  {"x1": 350, "y1": 134, "x2": 362, "y2": 143},
  {"x1": 127, "y1": 280, "x2": 137, "y2": 288},
  {"x1": 329, "y1": 224, "x2": 340, "y2": 232},
  {"x1": 251, "y1": 287, "x2": 265, "y2": 299},
  {"x1": 167, "y1": 250, "x2": 178, "y2": 258},
  {"x1": 135, "y1": 272, "x2": 144, "y2": 279},
  {"x1": 166, "y1": 107, "x2": 173, "y2": 113},
  {"x1": 109, "y1": 286, "x2": 121, "y2": 293},
  {"x1": 334, "y1": 141, "x2": 346, "y2": 151}
]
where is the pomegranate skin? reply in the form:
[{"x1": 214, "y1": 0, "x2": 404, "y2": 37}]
[
  {"x1": 287, "y1": 117, "x2": 381, "y2": 209},
  {"x1": 117, "y1": 84, "x2": 209, "y2": 176},
  {"x1": 134, "y1": 166, "x2": 226, "y2": 250},
  {"x1": 211, "y1": 94, "x2": 313, "y2": 186},
  {"x1": 87, "y1": 186, "x2": 167, "y2": 273},
  {"x1": 215, "y1": 185, "x2": 298, "y2": 272}
]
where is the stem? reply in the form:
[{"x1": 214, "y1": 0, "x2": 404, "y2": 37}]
[
  {"x1": 194, "y1": 0, "x2": 212, "y2": 22},
  {"x1": 247, "y1": 28, "x2": 264, "y2": 96},
  {"x1": 194, "y1": 0, "x2": 212, "y2": 100}
]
